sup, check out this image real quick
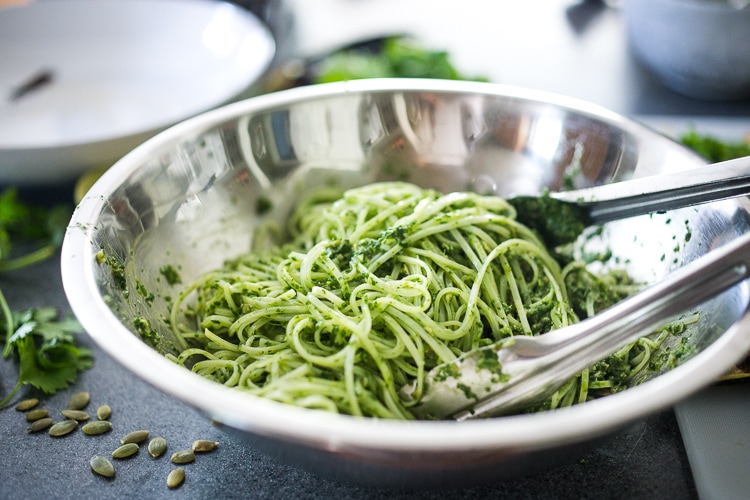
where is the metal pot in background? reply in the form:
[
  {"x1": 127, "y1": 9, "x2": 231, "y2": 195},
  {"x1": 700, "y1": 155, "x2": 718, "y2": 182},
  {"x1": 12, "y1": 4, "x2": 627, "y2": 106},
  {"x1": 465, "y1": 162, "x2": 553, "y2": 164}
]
[{"x1": 624, "y1": 0, "x2": 750, "y2": 101}]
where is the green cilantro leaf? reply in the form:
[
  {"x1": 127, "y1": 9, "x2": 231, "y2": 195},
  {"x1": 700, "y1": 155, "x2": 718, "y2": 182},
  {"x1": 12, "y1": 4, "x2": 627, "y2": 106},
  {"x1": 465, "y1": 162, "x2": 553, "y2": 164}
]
[
  {"x1": 0, "y1": 189, "x2": 92, "y2": 409},
  {"x1": 1, "y1": 302, "x2": 93, "y2": 407}
]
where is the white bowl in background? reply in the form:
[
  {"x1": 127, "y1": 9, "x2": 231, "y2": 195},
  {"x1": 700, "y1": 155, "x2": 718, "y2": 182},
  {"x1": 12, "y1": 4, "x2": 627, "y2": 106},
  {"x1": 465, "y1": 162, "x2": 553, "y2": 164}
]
[{"x1": 0, "y1": 0, "x2": 275, "y2": 185}]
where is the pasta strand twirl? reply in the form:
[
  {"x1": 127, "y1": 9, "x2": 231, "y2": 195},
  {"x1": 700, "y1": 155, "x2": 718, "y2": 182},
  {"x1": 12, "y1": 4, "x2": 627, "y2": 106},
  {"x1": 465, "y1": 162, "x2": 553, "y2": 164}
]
[{"x1": 168, "y1": 182, "x2": 669, "y2": 419}]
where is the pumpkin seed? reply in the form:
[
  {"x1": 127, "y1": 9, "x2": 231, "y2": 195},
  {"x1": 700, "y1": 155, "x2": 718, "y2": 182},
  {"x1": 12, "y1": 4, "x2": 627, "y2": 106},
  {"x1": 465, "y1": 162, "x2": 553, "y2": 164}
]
[
  {"x1": 61, "y1": 409, "x2": 90, "y2": 421},
  {"x1": 15, "y1": 398, "x2": 39, "y2": 411},
  {"x1": 167, "y1": 467, "x2": 185, "y2": 489},
  {"x1": 67, "y1": 391, "x2": 90, "y2": 410},
  {"x1": 112, "y1": 442, "x2": 139, "y2": 459},
  {"x1": 192, "y1": 440, "x2": 219, "y2": 453},
  {"x1": 96, "y1": 404, "x2": 112, "y2": 420},
  {"x1": 82, "y1": 420, "x2": 113, "y2": 436},
  {"x1": 90, "y1": 455, "x2": 115, "y2": 478},
  {"x1": 28, "y1": 417, "x2": 54, "y2": 433},
  {"x1": 49, "y1": 419, "x2": 78, "y2": 437},
  {"x1": 148, "y1": 437, "x2": 168, "y2": 458},
  {"x1": 120, "y1": 429, "x2": 149, "y2": 445},
  {"x1": 25, "y1": 409, "x2": 49, "y2": 422},
  {"x1": 170, "y1": 449, "x2": 195, "y2": 464}
]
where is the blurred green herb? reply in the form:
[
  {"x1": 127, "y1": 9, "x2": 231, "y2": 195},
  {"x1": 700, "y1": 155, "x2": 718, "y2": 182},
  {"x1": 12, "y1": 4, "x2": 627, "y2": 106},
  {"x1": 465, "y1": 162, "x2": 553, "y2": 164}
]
[
  {"x1": 0, "y1": 188, "x2": 70, "y2": 271},
  {"x1": 313, "y1": 38, "x2": 488, "y2": 83},
  {"x1": 680, "y1": 130, "x2": 750, "y2": 162},
  {"x1": 0, "y1": 302, "x2": 93, "y2": 407},
  {"x1": 0, "y1": 188, "x2": 92, "y2": 408}
]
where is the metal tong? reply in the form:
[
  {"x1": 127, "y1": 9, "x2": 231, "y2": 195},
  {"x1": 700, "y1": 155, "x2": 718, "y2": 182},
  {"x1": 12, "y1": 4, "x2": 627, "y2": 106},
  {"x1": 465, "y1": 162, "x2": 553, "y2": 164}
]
[{"x1": 508, "y1": 154, "x2": 750, "y2": 248}]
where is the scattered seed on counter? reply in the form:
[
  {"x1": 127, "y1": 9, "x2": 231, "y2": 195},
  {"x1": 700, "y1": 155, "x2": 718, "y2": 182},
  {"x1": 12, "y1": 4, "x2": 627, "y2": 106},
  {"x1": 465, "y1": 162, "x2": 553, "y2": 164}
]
[
  {"x1": 192, "y1": 440, "x2": 219, "y2": 453},
  {"x1": 28, "y1": 417, "x2": 54, "y2": 433},
  {"x1": 15, "y1": 398, "x2": 39, "y2": 411},
  {"x1": 112, "y1": 443, "x2": 139, "y2": 459},
  {"x1": 82, "y1": 420, "x2": 113, "y2": 436},
  {"x1": 90, "y1": 455, "x2": 115, "y2": 478},
  {"x1": 61, "y1": 409, "x2": 90, "y2": 421},
  {"x1": 167, "y1": 467, "x2": 185, "y2": 489},
  {"x1": 49, "y1": 419, "x2": 78, "y2": 437},
  {"x1": 170, "y1": 449, "x2": 195, "y2": 465},
  {"x1": 25, "y1": 409, "x2": 50, "y2": 422},
  {"x1": 120, "y1": 430, "x2": 149, "y2": 445},
  {"x1": 148, "y1": 437, "x2": 168, "y2": 458},
  {"x1": 67, "y1": 391, "x2": 90, "y2": 410},
  {"x1": 14, "y1": 388, "x2": 223, "y2": 487},
  {"x1": 96, "y1": 404, "x2": 112, "y2": 420}
]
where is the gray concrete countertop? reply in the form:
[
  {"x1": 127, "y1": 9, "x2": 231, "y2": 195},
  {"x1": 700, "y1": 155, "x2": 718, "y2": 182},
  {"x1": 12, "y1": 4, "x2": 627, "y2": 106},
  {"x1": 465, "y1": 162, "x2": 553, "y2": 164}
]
[{"x1": 0, "y1": 252, "x2": 697, "y2": 498}]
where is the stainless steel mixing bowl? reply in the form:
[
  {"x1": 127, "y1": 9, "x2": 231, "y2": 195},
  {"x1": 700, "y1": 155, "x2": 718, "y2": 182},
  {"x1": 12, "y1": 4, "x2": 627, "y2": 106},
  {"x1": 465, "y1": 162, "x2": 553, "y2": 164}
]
[{"x1": 61, "y1": 79, "x2": 750, "y2": 488}]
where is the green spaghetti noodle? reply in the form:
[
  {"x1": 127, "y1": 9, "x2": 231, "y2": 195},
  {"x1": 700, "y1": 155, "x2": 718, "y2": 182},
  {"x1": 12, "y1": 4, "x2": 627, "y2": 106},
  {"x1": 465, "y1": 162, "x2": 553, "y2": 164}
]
[{"x1": 168, "y1": 182, "x2": 671, "y2": 419}]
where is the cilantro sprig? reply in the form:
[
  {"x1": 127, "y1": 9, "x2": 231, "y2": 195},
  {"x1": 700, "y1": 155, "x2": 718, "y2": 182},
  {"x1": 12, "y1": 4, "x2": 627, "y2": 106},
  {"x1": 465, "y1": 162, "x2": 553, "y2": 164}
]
[
  {"x1": 0, "y1": 188, "x2": 93, "y2": 408},
  {"x1": 0, "y1": 294, "x2": 93, "y2": 407}
]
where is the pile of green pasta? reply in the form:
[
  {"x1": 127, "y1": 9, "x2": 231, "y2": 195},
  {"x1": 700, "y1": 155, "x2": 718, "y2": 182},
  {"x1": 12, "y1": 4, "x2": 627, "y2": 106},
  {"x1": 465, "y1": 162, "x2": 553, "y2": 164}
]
[{"x1": 168, "y1": 182, "x2": 676, "y2": 419}]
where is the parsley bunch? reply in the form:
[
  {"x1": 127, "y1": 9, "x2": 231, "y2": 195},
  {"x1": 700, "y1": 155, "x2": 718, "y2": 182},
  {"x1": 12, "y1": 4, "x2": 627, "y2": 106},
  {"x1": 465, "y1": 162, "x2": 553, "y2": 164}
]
[
  {"x1": 0, "y1": 188, "x2": 93, "y2": 408},
  {"x1": 680, "y1": 130, "x2": 750, "y2": 163},
  {"x1": 312, "y1": 38, "x2": 488, "y2": 84}
]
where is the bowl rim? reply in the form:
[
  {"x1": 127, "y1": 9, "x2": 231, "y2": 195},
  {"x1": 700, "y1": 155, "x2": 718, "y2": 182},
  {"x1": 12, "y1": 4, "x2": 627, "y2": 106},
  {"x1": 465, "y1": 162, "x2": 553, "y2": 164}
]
[{"x1": 61, "y1": 78, "x2": 750, "y2": 452}]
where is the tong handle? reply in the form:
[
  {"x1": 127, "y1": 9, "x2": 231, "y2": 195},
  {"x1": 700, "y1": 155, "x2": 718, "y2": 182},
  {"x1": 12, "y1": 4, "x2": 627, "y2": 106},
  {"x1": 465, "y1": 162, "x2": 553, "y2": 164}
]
[{"x1": 554, "y1": 155, "x2": 750, "y2": 223}]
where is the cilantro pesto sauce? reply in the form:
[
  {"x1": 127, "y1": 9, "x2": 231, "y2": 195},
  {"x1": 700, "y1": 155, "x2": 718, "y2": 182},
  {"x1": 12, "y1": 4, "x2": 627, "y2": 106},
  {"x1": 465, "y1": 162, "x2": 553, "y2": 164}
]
[{"x1": 508, "y1": 194, "x2": 590, "y2": 249}]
